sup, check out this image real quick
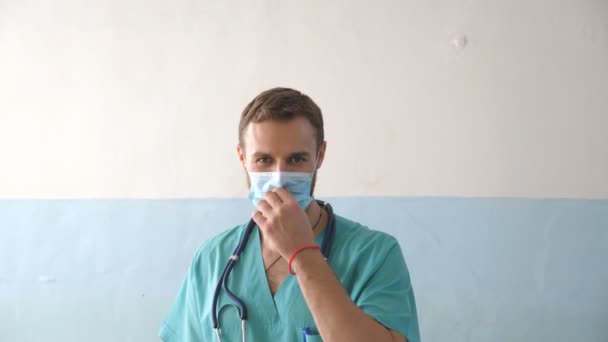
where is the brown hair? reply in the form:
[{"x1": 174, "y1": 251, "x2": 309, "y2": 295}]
[{"x1": 238, "y1": 87, "x2": 324, "y2": 151}]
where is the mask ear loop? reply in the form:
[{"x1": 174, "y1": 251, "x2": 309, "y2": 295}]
[
  {"x1": 309, "y1": 150, "x2": 321, "y2": 197},
  {"x1": 313, "y1": 150, "x2": 321, "y2": 172}
]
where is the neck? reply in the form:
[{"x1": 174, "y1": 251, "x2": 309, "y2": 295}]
[
  {"x1": 305, "y1": 199, "x2": 327, "y2": 235},
  {"x1": 306, "y1": 199, "x2": 321, "y2": 223}
]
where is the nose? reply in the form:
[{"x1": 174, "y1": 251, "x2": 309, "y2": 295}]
[{"x1": 274, "y1": 159, "x2": 289, "y2": 172}]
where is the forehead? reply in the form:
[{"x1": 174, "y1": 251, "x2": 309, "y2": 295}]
[{"x1": 242, "y1": 116, "x2": 317, "y2": 155}]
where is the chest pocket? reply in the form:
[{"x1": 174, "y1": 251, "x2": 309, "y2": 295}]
[{"x1": 302, "y1": 328, "x2": 324, "y2": 342}]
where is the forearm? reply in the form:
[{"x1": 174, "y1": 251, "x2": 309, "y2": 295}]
[{"x1": 293, "y1": 249, "x2": 403, "y2": 342}]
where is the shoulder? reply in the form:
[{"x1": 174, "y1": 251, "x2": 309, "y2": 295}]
[
  {"x1": 330, "y1": 214, "x2": 410, "y2": 293},
  {"x1": 190, "y1": 222, "x2": 249, "y2": 269},
  {"x1": 331, "y1": 214, "x2": 405, "y2": 278}
]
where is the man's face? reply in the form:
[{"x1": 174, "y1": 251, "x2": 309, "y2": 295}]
[{"x1": 237, "y1": 116, "x2": 326, "y2": 192}]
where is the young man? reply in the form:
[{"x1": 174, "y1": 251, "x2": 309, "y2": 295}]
[{"x1": 159, "y1": 87, "x2": 420, "y2": 342}]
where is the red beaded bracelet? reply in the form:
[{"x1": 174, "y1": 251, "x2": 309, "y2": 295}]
[{"x1": 288, "y1": 245, "x2": 320, "y2": 275}]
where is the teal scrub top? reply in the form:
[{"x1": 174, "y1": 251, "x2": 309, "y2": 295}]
[{"x1": 159, "y1": 214, "x2": 420, "y2": 342}]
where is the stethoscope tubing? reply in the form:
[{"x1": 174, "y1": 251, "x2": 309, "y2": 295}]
[{"x1": 211, "y1": 200, "x2": 335, "y2": 341}]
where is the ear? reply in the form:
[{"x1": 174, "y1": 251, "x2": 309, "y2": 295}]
[
  {"x1": 316, "y1": 141, "x2": 327, "y2": 170},
  {"x1": 237, "y1": 144, "x2": 246, "y2": 168}
]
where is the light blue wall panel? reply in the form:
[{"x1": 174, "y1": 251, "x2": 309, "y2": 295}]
[{"x1": 1, "y1": 198, "x2": 606, "y2": 341}]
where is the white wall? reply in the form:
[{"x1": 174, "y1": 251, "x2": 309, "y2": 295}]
[
  {"x1": 2, "y1": 3, "x2": 608, "y2": 341},
  {"x1": 1, "y1": 0, "x2": 607, "y2": 200}
]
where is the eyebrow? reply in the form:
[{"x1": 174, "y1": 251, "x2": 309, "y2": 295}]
[
  {"x1": 251, "y1": 151, "x2": 311, "y2": 158},
  {"x1": 289, "y1": 151, "x2": 311, "y2": 157}
]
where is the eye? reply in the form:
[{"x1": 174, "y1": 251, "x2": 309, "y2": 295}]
[
  {"x1": 256, "y1": 157, "x2": 271, "y2": 164},
  {"x1": 288, "y1": 155, "x2": 306, "y2": 164}
]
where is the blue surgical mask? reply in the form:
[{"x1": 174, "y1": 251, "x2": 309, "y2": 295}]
[
  {"x1": 247, "y1": 152, "x2": 320, "y2": 209},
  {"x1": 247, "y1": 171, "x2": 315, "y2": 209}
]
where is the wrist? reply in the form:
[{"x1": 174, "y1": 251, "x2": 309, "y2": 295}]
[
  {"x1": 283, "y1": 238, "x2": 315, "y2": 260},
  {"x1": 288, "y1": 245, "x2": 321, "y2": 275},
  {"x1": 289, "y1": 246, "x2": 323, "y2": 275}
]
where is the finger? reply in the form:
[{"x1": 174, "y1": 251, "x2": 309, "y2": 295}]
[
  {"x1": 251, "y1": 210, "x2": 267, "y2": 227},
  {"x1": 272, "y1": 187, "x2": 295, "y2": 204},
  {"x1": 263, "y1": 191, "x2": 283, "y2": 208},
  {"x1": 257, "y1": 199, "x2": 273, "y2": 216}
]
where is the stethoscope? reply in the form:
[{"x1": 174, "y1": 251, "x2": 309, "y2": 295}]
[{"x1": 211, "y1": 200, "x2": 337, "y2": 342}]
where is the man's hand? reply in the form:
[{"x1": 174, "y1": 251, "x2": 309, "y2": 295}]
[
  {"x1": 252, "y1": 188, "x2": 408, "y2": 342},
  {"x1": 251, "y1": 188, "x2": 315, "y2": 260}
]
